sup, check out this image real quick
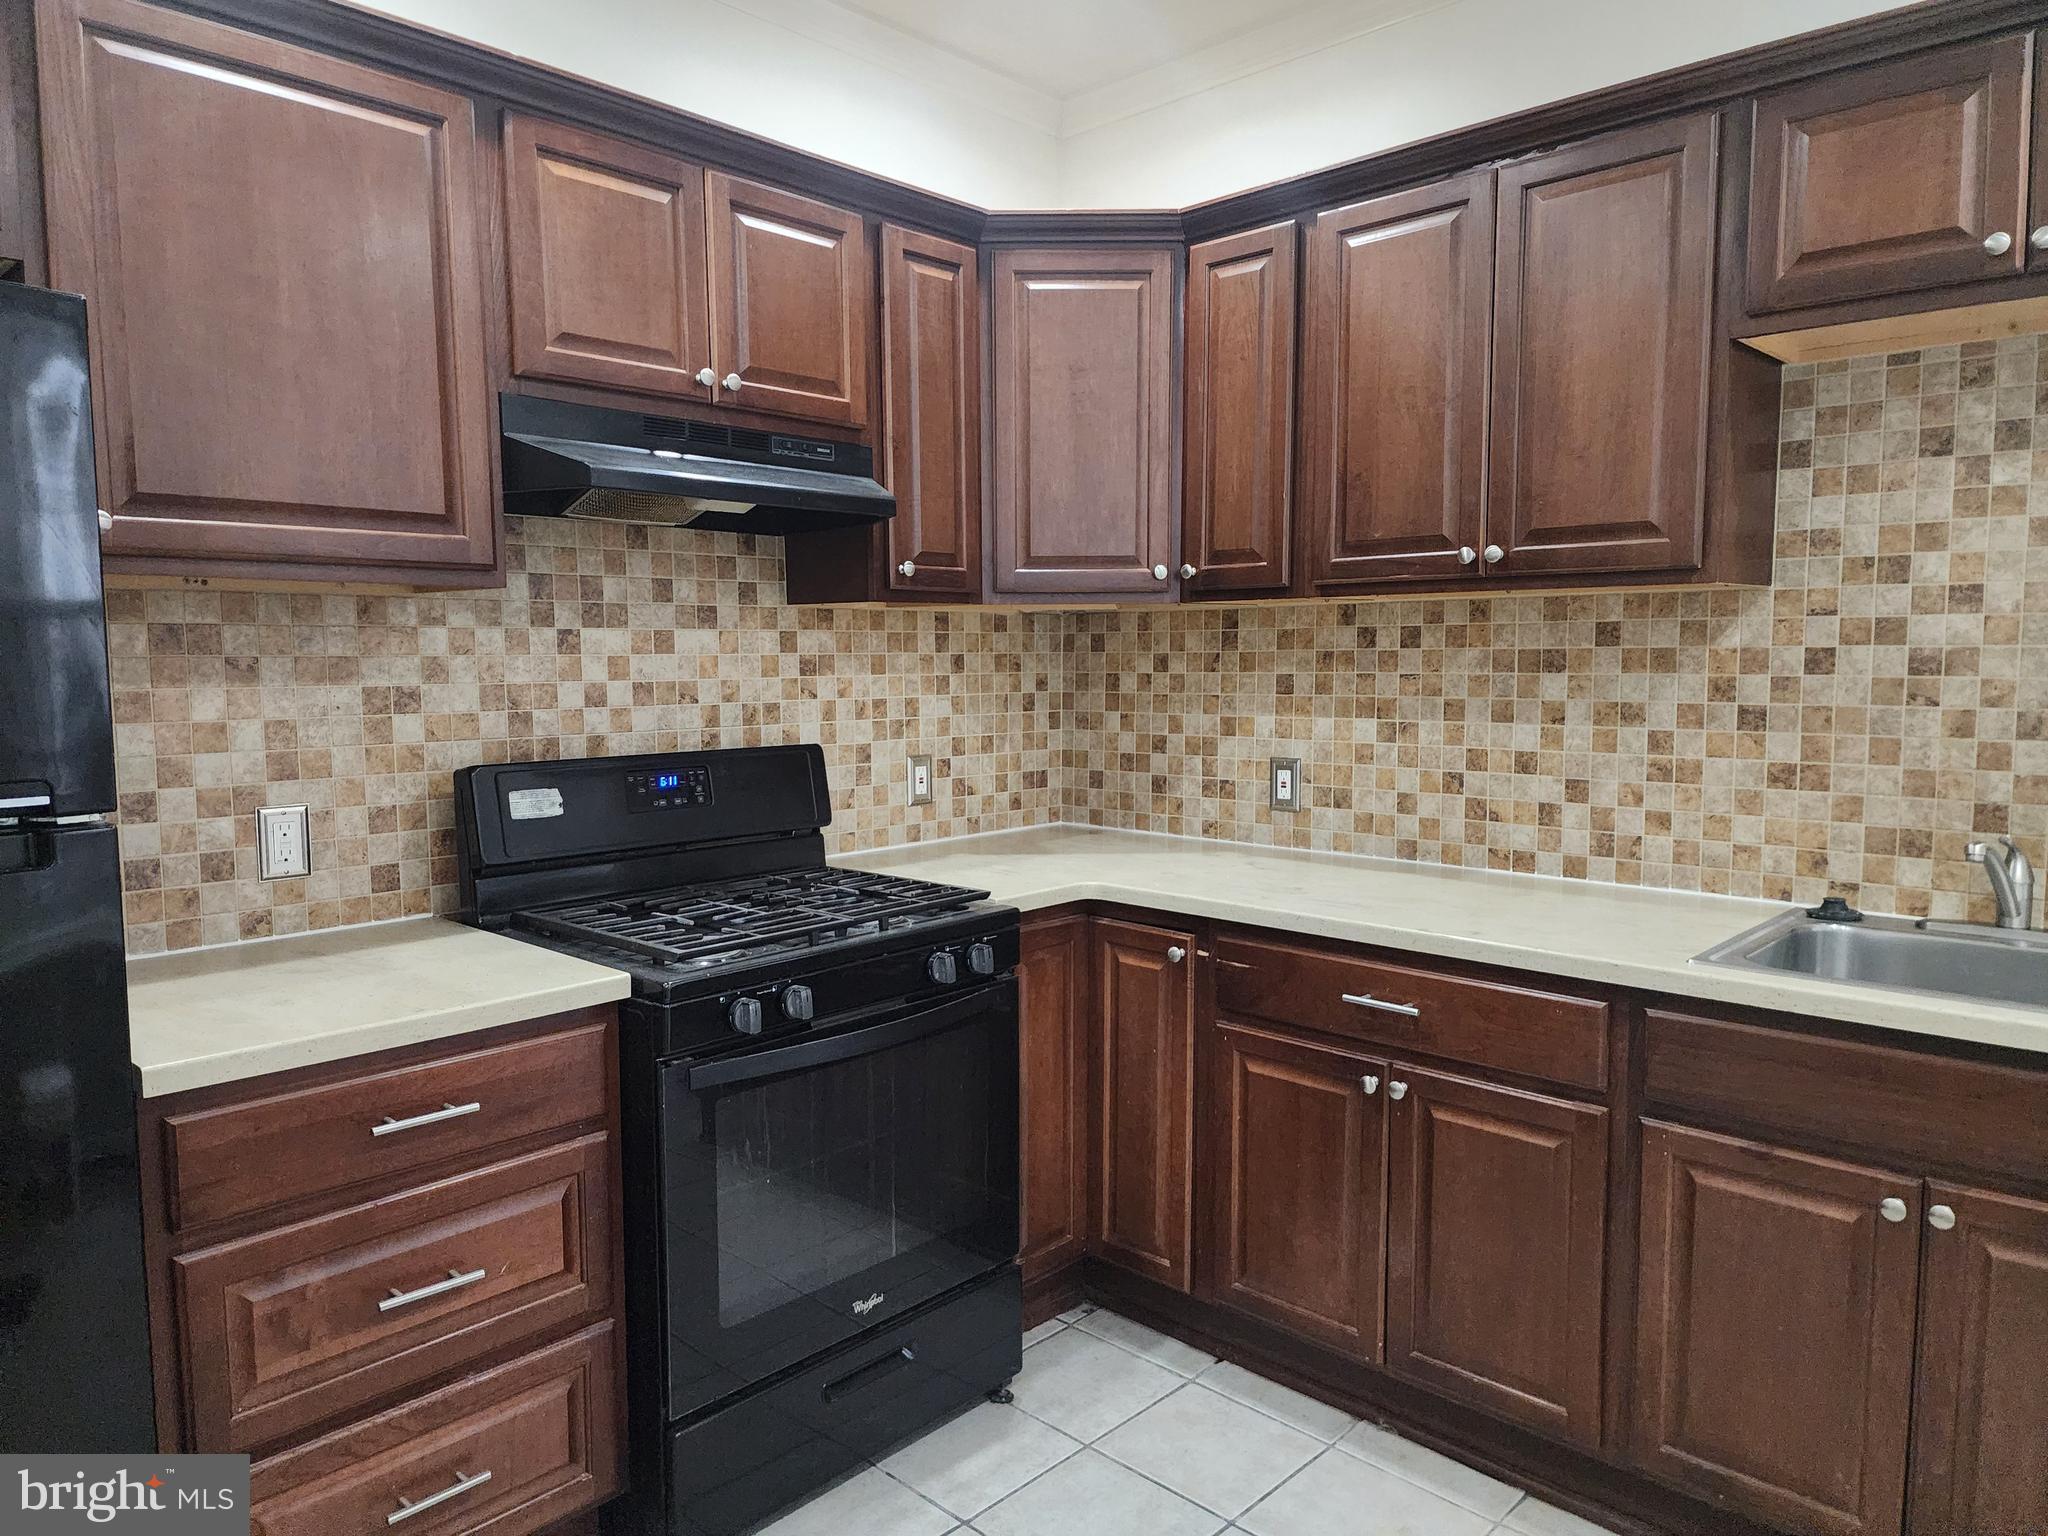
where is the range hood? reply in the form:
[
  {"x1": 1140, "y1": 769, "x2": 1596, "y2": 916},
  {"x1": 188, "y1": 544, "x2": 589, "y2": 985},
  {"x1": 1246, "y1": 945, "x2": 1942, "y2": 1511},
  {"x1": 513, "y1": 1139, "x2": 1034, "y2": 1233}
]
[{"x1": 499, "y1": 393, "x2": 894, "y2": 534}]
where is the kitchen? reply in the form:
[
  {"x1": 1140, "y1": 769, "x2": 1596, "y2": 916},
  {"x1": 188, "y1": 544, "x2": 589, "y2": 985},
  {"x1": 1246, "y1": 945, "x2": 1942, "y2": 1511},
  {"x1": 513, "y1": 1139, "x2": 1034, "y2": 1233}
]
[{"x1": 1, "y1": 0, "x2": 2044, "y2": 1533}]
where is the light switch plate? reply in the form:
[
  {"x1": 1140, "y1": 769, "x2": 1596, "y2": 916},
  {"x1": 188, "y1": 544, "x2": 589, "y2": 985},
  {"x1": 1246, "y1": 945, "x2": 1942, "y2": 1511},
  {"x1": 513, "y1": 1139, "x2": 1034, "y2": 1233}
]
[
  {"x1": 257, "y1": 804, "x2": 310, "y2": 879},
  {"x1": 907, "y1": 755, "x2": 935, "y2": 807},
  {"x1": 1270, "y1": 757, "x2": 1302, "y2": 813}
]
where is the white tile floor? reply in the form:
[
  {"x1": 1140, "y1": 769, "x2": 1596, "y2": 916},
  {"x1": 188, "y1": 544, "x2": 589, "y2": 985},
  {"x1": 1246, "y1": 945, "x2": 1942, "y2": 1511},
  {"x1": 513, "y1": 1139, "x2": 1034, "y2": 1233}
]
[{"x1": 758, "y1": 1306, "x2": 1625, "y2": 1536}]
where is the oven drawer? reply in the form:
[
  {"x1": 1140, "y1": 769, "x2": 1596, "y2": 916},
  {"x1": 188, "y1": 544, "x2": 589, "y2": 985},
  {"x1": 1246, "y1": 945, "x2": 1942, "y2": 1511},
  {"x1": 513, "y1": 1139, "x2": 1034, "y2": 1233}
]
[
  {"x1": 250, "y1": 1323, "x2": 619, "y2": 1536},
  {"x1": 1211, "y1": 932, "x2": 1609, "y2": 1091},
  {"x1": 163, "y1": 1018, "x2": 611, "y2": 1230},
  {"x1": 175, "y1": 1134, "x2": 613, "y2": 1452}
]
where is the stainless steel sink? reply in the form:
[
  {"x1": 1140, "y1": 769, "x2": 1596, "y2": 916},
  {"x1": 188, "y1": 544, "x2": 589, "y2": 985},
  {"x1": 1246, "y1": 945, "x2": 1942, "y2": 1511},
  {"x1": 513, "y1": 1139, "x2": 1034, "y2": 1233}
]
[{"x1": 1695, "y1": 910, "x2": 2048, "y2": 1011}]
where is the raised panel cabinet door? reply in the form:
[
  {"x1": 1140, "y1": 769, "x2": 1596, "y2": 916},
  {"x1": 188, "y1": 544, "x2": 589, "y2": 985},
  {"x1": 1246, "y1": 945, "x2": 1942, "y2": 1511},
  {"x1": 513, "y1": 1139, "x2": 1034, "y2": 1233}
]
[
  {"x1": 1183, "y1": 222, "x2": 1295, "y2": 593},
  {"x1": 1491, "y1": 115, "x2": 1716, "y2": 578},
  {"x1": 705, "y1": 172, "x2": 869, "y2": 426},
  {"x1": 1384, "y1": 1065, "x2": 1607, "y2": 1447},
  {"x1": 1206, "y1": 1020, "x2": 1386, "y2": 1358},
  {"x1": 1299, "y1": 172, "x2": 1494, "y2": 588},
  {"x1": 881, "y1": 225, "x2": 981, "y2": 596},
  {"x1": 1017, "y1": 914, "x2": 1089, "y2": 1285},
  {"x1": 1748, "y1": 35, "x2": 2030, "y2": 312},
  {"x1": 1092, "y1": 918, "x2": 1195, "y2": 1290},
  {"x1": 992, "y1": 247, "x2": 1177, "y2": 595},
  {"x1": 1908, "y1": 1182, "x2": 2048, "y2": 1536},
  {"x1": 37, "y1": 0, "x2": 496, "y2": 579},
  {"x1": 503, "y1": 113, "x2": 711, "y2": 402},
  {"x1": 1635, "y1": 1122, "x2": 1919, "y2": 1536}
]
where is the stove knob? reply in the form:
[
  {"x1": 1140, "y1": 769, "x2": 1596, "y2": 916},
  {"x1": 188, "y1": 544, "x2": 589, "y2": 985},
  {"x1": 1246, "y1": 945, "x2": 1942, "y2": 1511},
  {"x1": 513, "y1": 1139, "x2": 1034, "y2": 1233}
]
[
  {"x1": 927, "y1": 951, "x2": 958, "y2": 986},
  {"x1": 729, "y1": 996, "x2": 764, "y2": 1035},
  {"x1": 967, "y1": 942, "x2": 996, "y2": 977},
  {"x1": 780, "y1": 984, "x2": 815, "y2": 1022}
]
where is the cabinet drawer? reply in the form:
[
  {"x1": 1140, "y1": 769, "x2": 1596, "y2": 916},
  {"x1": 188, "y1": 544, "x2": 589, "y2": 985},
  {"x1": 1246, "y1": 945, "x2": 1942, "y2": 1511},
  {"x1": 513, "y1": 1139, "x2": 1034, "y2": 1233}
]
[
  {"x1": 176, "y1": 1134, "x2": 612, "y2": 1452},
  {"x1": 1644, "y1": 1009, "x2": 2048, "y2": 1184},
  {"x1": 251, "y1": 1323, "x2": 619, "y2": 1536},
  {"x1": 163, "y1": 1019, "x2": 609, "y2": 1229},
  {"x1": 1212, "y1": 933, "x2": 1608, "y2": 1091}
]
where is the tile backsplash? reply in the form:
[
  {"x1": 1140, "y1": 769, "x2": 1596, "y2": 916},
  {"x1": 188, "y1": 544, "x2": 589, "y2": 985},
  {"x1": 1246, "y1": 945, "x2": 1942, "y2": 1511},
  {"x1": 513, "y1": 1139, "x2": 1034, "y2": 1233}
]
[{"x1": 110, "y1": 334, "x2": 2048, "y2": 953}]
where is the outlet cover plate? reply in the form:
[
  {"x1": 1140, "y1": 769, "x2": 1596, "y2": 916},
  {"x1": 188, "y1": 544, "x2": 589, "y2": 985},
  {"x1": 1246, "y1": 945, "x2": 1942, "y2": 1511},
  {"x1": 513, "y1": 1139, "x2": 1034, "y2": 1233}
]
[
  {"x1": 1270, "y1": 757, "x2": 1302, "y2": 813},
  {"x1": 908, "y1": 755, "x2": 935, "y2": 807},
  {"x1": 257, "y1": 804, "x2": 310, "y2": 879}
]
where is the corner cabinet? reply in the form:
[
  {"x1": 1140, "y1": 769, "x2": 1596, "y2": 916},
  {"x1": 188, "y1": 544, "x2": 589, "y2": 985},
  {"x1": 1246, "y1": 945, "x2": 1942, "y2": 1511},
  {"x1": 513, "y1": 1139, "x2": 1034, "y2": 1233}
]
[
  {"x1": 1017, "y1": 913, "x2": 1089, "y2": 1289},
  {"x1": 37, "y1": 0, "x2": 499, "y2": 586},
  {"x1": 990, "y1": 246, "x2": 1179, "y2": 598}
]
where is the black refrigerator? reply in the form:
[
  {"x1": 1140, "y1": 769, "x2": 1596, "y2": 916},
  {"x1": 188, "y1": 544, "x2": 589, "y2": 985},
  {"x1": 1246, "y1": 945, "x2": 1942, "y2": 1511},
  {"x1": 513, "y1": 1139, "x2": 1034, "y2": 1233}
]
[{"x1": 0, "y1": 283, "x2": 156, "y2": 1451}]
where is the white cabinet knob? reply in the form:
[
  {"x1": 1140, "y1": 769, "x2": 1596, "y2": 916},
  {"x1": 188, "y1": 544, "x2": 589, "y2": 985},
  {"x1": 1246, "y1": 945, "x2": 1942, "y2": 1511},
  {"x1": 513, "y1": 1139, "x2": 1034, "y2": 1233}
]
[
  {"x1": 1165, "y1": 945, "x2": 1186, "y2": 963},
  {"x1": 1152, "y1": 564, "x2": 1169, "y2": 581},
  {"x1": 897, "y1": 560, "x2": 916, "y2": 578},
  {"x1": 1360, "y1": 1075, "x2": 1380, "y2": 1096},
  {"x1": 1928, "y1": 1204, "x2": 1957, "y2": 1231},
  {"x1": 1484, "y1": 544, "x2": 1505, "y2": 564},
  {"x1": 695, "y1": 367, "x2": 716, "y2": 387},
  {"x1": 2031, "y1": 227, "x2": 2048, "y2": 251},
  {"x1": 1179, "y1": 563, "x2": 1197, "y2": 579},
  {"x1": 1984, "y1": 231, "x2": 2014, "y2": 256},
  {"x1": 1458, "y1": 546, "x2": 1477, "y2": 565},
  {"x1": 1387, "y1": 1080, "x2": 1408, "y2": 1101},
  {"x1": 1880, "y1": 1197, "x2": 1908, "y2": 1223},
  {"x1": 97, "y1": 508, "x2": 113, "y2": 532},
  {"x1": 722, "y1": 372, "x2": 743, "y2": 392}
]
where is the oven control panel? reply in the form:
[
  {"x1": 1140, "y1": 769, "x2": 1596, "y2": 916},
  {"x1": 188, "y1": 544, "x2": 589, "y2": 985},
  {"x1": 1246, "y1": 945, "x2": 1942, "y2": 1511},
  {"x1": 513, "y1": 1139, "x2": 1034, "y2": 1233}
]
[{"x1": 625, "y1": 764, "x2": 714, "y2": 813}]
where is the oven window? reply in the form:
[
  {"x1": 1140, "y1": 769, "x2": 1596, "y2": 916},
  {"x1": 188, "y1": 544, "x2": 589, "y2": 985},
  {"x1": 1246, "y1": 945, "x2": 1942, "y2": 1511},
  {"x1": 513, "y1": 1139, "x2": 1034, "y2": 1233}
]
[{"x1": 660, "y1": 986, "x2": 1019, "y2": 1420}]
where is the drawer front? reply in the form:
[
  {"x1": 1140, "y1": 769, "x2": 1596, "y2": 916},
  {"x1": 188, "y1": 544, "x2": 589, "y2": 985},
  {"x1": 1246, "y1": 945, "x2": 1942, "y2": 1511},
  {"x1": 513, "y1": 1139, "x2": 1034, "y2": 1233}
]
[
  {"x1": 1212, "y1": 933, "x2": 1609, "y2": 1091},
  {"x1": 164, "y1": 1018, "x2": 610, "y2": 1230},
  {"x1": 1644, "y1": 1009, "x2": 2048, "y2": 1184},
  {"x1": 251, "y1": 1322, "x2": 619, "y2": 1536},
  {"x1": 176, "y1": 1135, "x2": 612, "y2": 1452}
]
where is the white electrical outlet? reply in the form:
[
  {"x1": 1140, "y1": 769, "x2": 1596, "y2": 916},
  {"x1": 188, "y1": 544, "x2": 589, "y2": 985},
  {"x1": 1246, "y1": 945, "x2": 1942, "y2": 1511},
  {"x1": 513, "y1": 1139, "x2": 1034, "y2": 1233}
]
[
  {"x1": 257, "y1": 804, "x2": 311, "y2": 879},
  {"x1": 908, "y1": 755, "x2": 934, "y2": 807},
  {"x1": 1270, "y1": 757, "x2": 1303, "y2": 812}
]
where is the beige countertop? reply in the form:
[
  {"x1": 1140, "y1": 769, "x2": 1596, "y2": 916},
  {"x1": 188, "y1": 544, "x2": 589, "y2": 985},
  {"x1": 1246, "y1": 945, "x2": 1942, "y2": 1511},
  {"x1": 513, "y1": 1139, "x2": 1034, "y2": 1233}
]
[
  {"x1": 126, "y1": 917, "x2": 632, "y2": 1097},
  {"x1": 840, "y1": 824, "x2": 2048, "y2": 1058}
]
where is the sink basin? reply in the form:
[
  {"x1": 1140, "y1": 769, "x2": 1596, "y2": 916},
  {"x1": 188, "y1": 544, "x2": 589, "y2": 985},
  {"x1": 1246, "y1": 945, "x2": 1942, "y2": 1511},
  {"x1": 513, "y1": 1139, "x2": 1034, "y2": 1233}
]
[{"x1": 1695, "y1": 911, "x2": 2048, "y2": 1011}]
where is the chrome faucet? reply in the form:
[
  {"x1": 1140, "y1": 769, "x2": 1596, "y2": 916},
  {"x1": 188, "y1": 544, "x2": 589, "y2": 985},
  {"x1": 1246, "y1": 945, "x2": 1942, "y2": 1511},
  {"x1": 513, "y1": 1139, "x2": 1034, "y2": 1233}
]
[{"x1": 1966, "y1": 838, "x2": 2035, "y2": 929}]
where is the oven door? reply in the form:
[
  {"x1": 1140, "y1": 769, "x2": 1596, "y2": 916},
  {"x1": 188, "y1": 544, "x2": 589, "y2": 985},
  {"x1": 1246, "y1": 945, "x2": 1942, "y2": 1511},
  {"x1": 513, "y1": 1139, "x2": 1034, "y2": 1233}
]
[{"x1": 658, "y1": 979, "x2": 1019, "y2": 1421}]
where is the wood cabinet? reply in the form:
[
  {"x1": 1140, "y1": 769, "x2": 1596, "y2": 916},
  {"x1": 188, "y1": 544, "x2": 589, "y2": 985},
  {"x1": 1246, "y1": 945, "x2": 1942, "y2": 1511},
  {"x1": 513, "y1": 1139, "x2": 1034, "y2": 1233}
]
[
  {"x1": 1384, "y1": 1066, "x2": 1607, "y2": 1448},
  {"x1": 1091, "y1": 918, "x2": 1195, "y2": 1290},
  {"x1": 37, "y1": 0, "x2": 498, "y2": 586},
  {"x1": 1635, "y1": 1121, "x2": 1919, "y2": 1536},
  {"x1": 1298, "y1": 173, "x2": 1494, "y2": 589},
  {"x1": 1017, "y1": 914, "x2": 1089, "y2": 1287},
  {"x1": 1182, "y1": 223, "x2": 1294, "y2": 594},
  {"x1": 1491, "y1": 115, "x2": 1717, "y2": 578},
  {"x1": 1205, "y1": 1020, "x2": 1385, "y2": 1357},
  {"x1": 991, "y1": 247, "x2": 1178, "y2": 596},
  {"x1": 1745, "y1": 36, "x2": 2032, "y2": 314},
  {"x1": 880, "y1": 225, "x2": 981, "y2": 596}
]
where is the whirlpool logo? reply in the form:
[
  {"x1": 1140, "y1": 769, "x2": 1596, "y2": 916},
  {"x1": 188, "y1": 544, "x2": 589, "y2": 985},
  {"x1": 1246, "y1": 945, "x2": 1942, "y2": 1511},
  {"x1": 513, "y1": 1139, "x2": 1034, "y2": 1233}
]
[
  {"x1": 5, "y1": 1456, "x2": 248, "y2": 1532},
  {"x1": 851, "y1": 1292, "x2": 886, "y2": 1316}
]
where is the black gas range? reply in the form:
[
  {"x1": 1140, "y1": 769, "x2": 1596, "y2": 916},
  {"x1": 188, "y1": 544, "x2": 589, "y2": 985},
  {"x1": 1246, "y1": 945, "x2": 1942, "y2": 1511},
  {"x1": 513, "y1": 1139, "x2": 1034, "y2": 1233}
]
[{"x1": 454, "y1": 745, "x2": 1022, "y2": 1536}]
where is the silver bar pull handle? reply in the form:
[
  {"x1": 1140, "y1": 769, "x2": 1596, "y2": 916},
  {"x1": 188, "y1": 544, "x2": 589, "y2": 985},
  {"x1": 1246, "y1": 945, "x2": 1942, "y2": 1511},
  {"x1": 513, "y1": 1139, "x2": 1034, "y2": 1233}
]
[
  {"x1": 380, "y1": 1266, "x2": 488, "y2": 1313},
  {"x1": 388, "y1": 1469, "x2": 492, "y2": 1525},
  {"x1": 1341, "y1": 992, "x2": 1420, "y2": 1018},
  {"x1": 372, "y1": 1101, "x2": 482, "y2": 1137}
]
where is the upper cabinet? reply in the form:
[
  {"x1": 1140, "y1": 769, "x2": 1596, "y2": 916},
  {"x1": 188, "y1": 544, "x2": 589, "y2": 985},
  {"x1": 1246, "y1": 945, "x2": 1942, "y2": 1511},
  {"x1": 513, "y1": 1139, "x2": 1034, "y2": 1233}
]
[
  {"x1": 1745, "y1": 35, "x2": 2032, "y2": 315},
  {"x1": 38, "y1": 0, "x2": 499, "y2": 585},
  {"x1": 1182, "y1": 223, "x2": 1295, "y2": 595},
  {"x1": 879, "y1": 225, "x2": 981, "y2": 597},
  {"x1": 991, "y1": 246, "x2": 1178, "y2": 597},
  {"x1": 1298, "y1": 174, "x2": 1494, "y2": 590},
  {"x1": 1491, "y1": 115, "x2": 1718, "y2": 578}
]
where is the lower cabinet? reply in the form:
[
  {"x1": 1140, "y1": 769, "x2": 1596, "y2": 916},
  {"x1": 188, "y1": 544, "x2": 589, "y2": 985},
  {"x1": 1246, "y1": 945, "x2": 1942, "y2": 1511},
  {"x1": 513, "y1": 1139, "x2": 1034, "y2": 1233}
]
[
  {"x1": 1017, "y1": 914, "x2": 1090, "y2": 1286},
  {"x1": 1384, "y1": 1065, "x2": 1608, "y2": 1447}
]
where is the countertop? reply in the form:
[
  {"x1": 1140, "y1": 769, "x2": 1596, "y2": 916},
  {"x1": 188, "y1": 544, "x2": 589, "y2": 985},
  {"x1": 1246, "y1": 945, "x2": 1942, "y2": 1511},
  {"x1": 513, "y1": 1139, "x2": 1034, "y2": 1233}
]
[
  {"x1": 126, "y1": 917, "x2": 632, "y2": 1097},
  {"x1": 840, "y1": 824, "x2": 2048, "y2": 1058}
]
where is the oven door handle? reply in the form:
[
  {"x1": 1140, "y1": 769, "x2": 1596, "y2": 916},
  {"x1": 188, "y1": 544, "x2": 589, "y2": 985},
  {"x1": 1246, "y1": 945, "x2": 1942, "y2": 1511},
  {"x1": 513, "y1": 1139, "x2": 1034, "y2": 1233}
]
[{"x1": 684, "y1": 984, "x2": 1008, "y2": 1092}]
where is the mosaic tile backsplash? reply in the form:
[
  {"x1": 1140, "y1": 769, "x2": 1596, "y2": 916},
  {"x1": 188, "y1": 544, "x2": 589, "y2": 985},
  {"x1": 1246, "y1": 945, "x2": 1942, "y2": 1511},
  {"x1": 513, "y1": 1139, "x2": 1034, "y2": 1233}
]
[{"x1": 110, "y1": 334, "x2": 2048, "y2": 953}]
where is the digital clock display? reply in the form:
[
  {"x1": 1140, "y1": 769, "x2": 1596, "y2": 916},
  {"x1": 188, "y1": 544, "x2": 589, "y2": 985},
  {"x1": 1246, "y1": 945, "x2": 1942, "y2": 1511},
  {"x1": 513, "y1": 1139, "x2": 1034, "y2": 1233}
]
[
  {"x1": 656, "y1": 772, "x2": 681, "y2": 791},
  {"x1": 625, "y1": 764, "x2": 713, "y2": 812}
]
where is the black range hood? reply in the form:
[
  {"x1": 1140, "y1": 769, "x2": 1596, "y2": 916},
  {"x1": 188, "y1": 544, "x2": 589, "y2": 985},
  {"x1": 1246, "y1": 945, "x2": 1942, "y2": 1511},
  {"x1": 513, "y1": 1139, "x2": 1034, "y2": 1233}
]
[{"x1": 499, "y1": 393, "x2": 894, "y2": 534}]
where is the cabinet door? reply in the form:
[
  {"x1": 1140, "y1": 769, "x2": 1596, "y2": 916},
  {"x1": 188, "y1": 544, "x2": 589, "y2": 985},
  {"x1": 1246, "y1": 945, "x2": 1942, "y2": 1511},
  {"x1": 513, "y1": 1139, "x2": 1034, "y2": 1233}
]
[
  {"x1": 992, "y1": 247, "x2": 1177, "y2": 595},
  {"x1": 705, "y1": 172, "x2": 869, "y2": 426},
  {"x1": 1017, "y1": 914, "x2": 1089, "y2": 1286},
  {"x1": 1635, "y1": 1122, "x2": 1919, "y2": 1536},
  {"x1": 1299, "y1": 173, "x2": 1493, "y2": 588},
  {"x1": 881, "y1": 225, "x2": 981, "y2": 597},
  {"x1": 1748, "y1": 36, "x2": 2029, "y2": 312},
  {"x1": 1908, "y1": 1182, "x2": 2048, "y2": 1536},
  {"x1": 1183, "y1": 223, "x2": 1294, "y2": 593},
  {"x1": 1207, "y1": 1021, "x2": 1385, "y2": 1357},
  {"x1": 1092, "y1": 918, "x2": 1195, "y2": 1290},
  {"x1": 1385, "y1": 1065, "x2": 1606, "y2": 1446},
  {"x1": 37, "y1": 0, "x2": 496, "y2": 580},
  {"x1": 1491, "y1": 116, "x2": 1716, "y2": 578},
  {"x1": 503, "y1": 114, "x2": 711, "y2": 402}
]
